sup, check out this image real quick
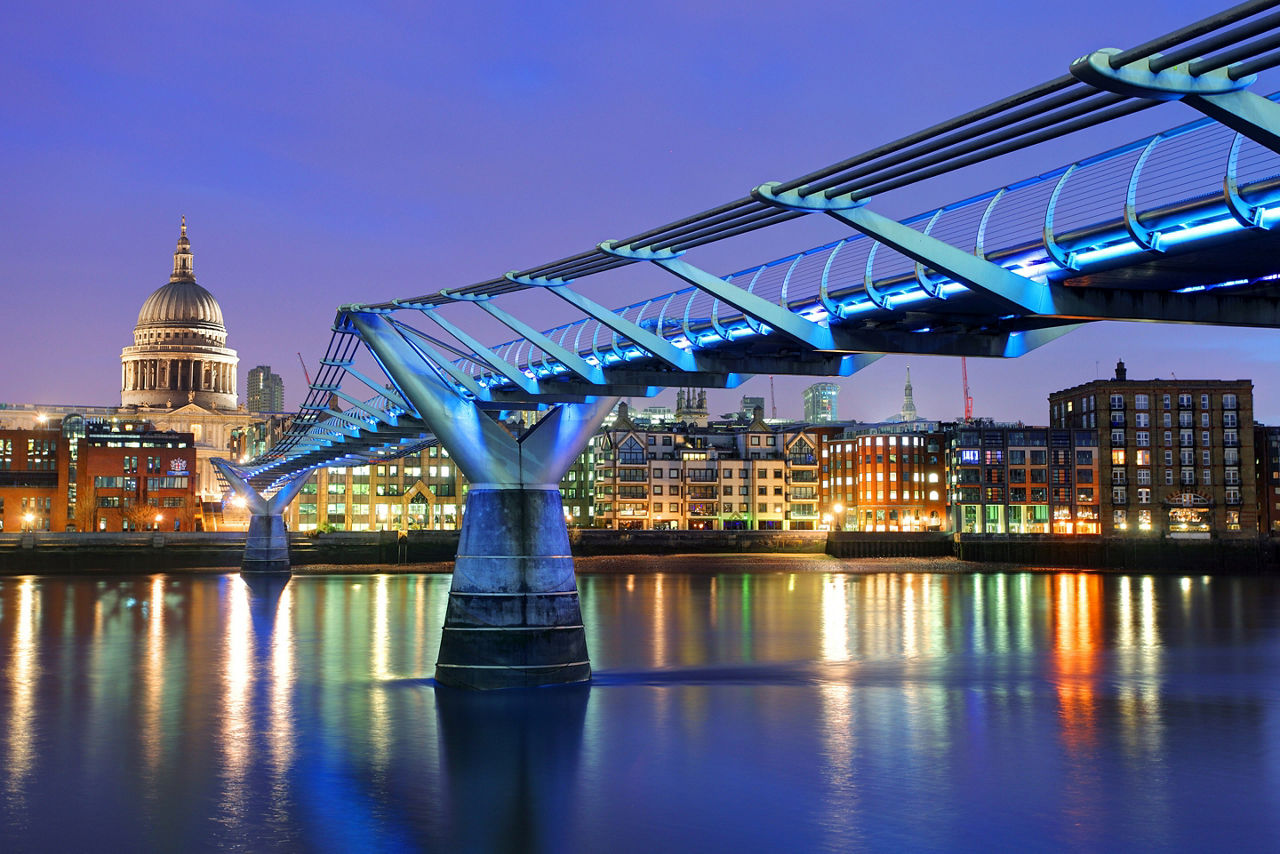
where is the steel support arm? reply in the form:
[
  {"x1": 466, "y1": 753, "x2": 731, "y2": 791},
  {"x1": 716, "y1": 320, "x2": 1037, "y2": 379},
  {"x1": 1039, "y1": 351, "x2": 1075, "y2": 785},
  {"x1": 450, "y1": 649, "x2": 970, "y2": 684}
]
[
  {"x1": 1070, "y1": 47, "x2": 1280, "y2": 154},
  {"x1": 752, "y1": 183, "x2": 1054, "y2": 316},
  {"x1": 468, "y1": 300, "x2": 606, "y2": 384},
  {"x1": 349, "y1": 311, "x2": 523, "y2": 484},
  {"x1": 599, "y1": 241, "x2": 843, "y2": 351},
  {"x1": 502, "y1": 272, "x2": 700, "y2": 371},
  {"x1": 212, "y1": 459, "x2": 314, "y2": 515}
]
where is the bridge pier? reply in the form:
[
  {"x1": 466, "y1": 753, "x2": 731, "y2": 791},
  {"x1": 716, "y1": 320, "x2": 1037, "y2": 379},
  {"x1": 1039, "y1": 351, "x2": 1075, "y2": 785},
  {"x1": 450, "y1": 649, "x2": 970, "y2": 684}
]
[
  {"x1": 351, "y1": 311, "x2": 616, "y2": 689},
  {"x1": 211, "y1": 461, "x2": 313, "y2": 575}
]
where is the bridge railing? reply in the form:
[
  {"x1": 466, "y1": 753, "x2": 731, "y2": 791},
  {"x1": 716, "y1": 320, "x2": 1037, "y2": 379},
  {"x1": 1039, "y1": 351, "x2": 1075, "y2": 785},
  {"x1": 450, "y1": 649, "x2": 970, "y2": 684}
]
[{"x1": 437, "y1": 94, "x2": 1280, "y2": 392}]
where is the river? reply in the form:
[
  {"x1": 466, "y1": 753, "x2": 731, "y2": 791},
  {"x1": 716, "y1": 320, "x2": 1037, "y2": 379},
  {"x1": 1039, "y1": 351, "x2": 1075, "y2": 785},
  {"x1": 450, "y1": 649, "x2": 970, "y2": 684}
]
[{"x1": 1, "y1": 557, "x2": 1278, "y2": 852}]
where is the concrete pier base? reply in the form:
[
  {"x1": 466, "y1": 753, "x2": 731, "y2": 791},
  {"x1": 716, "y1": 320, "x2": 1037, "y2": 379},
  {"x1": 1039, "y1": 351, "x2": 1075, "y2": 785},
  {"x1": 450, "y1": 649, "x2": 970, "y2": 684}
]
[
  {"x1": 436, "y1": 488, "x2": 589, "y2": 690},
  {"x1": 242, "y1": 514, "x2": 292, "y2": 574}
]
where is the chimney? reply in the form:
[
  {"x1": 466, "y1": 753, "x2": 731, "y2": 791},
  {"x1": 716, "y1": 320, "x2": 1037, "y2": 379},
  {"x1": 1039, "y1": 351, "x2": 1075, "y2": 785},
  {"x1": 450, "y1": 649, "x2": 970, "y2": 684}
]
[{"x1": 1114, "y1": 359, "x2": 1127, "y2": 381}]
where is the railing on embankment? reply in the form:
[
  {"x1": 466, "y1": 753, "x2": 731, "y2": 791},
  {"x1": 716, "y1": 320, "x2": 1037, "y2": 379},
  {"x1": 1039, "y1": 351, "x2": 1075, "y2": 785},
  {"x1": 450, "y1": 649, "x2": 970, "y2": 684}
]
[
  {"x1": 825, "y1": 532, "x2": 953, "y2": 559},
  {"x1": 0, "y1": 531, "x2": 459, "y2": 573},
  {"x1": 1, "y1": 531, "x2": 1277, "y2": 573},
  {"x1": 951, "y1": 534, "x2": 1280, "y2": 573}
]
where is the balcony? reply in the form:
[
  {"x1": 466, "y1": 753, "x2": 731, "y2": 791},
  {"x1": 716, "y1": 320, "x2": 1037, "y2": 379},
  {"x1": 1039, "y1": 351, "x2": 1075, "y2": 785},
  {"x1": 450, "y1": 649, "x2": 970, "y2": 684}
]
[
  {"x1": 790, "y1": 471, "x2": 818, "y2": 483},
  {"x1": 787, "y1": 454, "x2": 817, "y2": 467},
  {"x1": 687, "y1": 503, "x2": 718, "y2": 517}
]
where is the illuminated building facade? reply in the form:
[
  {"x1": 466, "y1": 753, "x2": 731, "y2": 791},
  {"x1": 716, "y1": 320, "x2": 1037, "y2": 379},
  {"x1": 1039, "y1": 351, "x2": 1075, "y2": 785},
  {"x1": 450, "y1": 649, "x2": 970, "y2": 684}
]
[
  {"x1": 282, "y1": 440, "x2": 597, "y2": 532},
  {"x1": 838, "y1": 430, "x2": 947, "y2": 532},
  {"x1": 77, "y1": 421, "x2": 198, "y2": 532},
  {"x1": 591, "y1": 405, "x2": 821, "y2": 530},
  {"x1": 0, "y1": 427, "x2": 70, "y2": 531},
  {"x1": 1255, "y1": 425, "x2": 1280, "y2": 533},
  {"x1": 949, "y1": 427, "x2": 1100, "y2": 535},
  {"x1": 1049, "y1": 364, "x2": 1255, "y2": 537}
]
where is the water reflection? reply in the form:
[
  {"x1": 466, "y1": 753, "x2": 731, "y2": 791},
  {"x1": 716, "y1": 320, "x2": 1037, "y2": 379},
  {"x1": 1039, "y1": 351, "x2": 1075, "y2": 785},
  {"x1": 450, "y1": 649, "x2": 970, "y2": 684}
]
[{"x1": 0, "y1": 568, "x2": 1278, "y2": 851}]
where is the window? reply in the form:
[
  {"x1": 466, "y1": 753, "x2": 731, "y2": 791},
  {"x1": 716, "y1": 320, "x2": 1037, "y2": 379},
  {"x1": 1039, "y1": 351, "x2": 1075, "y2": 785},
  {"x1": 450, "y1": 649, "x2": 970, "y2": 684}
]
[
  {"x1": 1111, "y1": 449, "x2": 1126, "y2": 465},
  {"x1": 1162, "y1": 413, "x2": 1172, "y2": 428},
  {"x1": 1201, "y1": 393, "x2": 1210, "y2": 409},
  {"x1": 1138, "y1": 488, "x2": 1151, "y2": 504},
  {"x1": 1110, "y1": 394, "x2": 1124, "y2": 409},
  {"x1": 1135, "y1": 413, "x2": 1150, "y2": 428},
  {"x1": 1112, "y1": 487, "x2": 1127, "y2": 504},
  {"x1": 1162, "y1": 394, "x2": 1171, "y2": 410},
  {"x1": 1135, "y1": 394, "x2": 1149, "y2": 410},
  {"x1": 1223, "y1": 393, "x2": 1238, "y2": 409},
  {"x1": 1111, "y1": 430, "x2": 1125, "y2": 445},
  {"x1": 1224, "y1": 412, "x2": 1238, "y2": 428},
  {"x1": 1076, "y1": 450, "x2": 1093, "y2": 465},
  {"x1": 1164, "y1": 449, "x2": 1173, "y2": 465},
  {"x1": 1179, "y1": 411, "x2": 1193, "y2": 427},
  {"x1": 1180, "y1": 430, "x2": 1193, "y2": 446},
  {"x1": 1135, "y1": 450, "x2": 1150, "y2": 466},
  {"x1": 1136, "y1": 469, "x2": 1151, "y2": 485},
  {"x1": 1179, "y1": 394, "x2": 1192, "y2": 408},
  {"x1": 1136, "y1": 431, "x2": 1149, "y2": 447}
]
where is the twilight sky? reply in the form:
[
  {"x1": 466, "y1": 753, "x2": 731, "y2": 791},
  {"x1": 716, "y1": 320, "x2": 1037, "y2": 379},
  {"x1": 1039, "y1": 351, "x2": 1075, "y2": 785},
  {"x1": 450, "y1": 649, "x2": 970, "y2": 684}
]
[{"x1": 3, "y1": 0, "x2": 1278, "y2": 424}]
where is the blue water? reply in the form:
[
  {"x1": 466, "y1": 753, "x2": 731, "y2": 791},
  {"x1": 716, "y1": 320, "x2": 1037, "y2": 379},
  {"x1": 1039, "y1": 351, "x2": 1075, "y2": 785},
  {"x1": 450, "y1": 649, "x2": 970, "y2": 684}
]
[{"x1": 1, "y1": 558, "x2": 1279, "y2": 852}]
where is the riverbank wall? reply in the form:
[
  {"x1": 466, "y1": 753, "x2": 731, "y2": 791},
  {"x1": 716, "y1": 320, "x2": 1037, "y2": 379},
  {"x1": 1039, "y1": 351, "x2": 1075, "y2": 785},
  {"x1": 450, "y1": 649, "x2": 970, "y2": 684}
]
[{"x1": 0, "y1": 530, "x2": 1276, "y2": 573}]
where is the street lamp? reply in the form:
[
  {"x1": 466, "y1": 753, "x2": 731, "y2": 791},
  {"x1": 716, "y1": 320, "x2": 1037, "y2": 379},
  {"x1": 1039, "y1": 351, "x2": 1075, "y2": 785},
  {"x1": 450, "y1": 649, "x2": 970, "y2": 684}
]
[
  {"x1": 22, "y1": 512, "x2": 35, "y2": 531},
  {"x1": 155, "y1": 514, "x2": 163, "y2": 531},
  {"x1": 833, "y1": 503, "x2": 845, "y2": 531}
]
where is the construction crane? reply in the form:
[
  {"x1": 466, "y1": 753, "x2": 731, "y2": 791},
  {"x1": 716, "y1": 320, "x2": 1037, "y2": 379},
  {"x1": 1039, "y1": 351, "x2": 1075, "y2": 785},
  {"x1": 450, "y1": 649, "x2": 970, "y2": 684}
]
[
  {"x1": 297, "y1": 352, "x2": 312, "y2": 386},
  {"x1": 769, "y1": 375, "x2": 777, "y2": 420},
  {"x1": 961, "y1": 357, "x2": 974, "y2": 423}
]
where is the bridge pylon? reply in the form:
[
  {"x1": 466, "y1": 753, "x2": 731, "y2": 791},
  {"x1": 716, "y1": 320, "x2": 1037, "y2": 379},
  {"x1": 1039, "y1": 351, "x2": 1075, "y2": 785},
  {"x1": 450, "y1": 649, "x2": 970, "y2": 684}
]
[
  {"x1": 350, "y1": 311, "x2": 617, "y2": 690},
  {"x1": 211, "y1": 460, "x2": 314, "y2": 574}
]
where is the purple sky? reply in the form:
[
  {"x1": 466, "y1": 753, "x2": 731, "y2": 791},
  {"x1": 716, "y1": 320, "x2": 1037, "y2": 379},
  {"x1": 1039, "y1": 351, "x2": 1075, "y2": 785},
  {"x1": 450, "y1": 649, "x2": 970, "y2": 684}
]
[{"x1": 3, "y1": 0, "x2": 1277, "y2": 424}]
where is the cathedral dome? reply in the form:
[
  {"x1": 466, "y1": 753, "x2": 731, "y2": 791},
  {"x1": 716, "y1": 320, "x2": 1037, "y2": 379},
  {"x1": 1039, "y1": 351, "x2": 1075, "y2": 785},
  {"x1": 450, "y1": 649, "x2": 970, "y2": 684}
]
[
  {"x1": 136, "y1": 280, "x2": 225, "y2": 329},
  {"x1": 121, "y1": 218, "x2": 239, "y2": 411}
]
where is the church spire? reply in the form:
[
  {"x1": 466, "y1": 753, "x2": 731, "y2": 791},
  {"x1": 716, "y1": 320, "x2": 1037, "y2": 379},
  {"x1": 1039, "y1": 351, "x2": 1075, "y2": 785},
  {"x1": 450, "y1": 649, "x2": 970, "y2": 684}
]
[
  {"x1": 171, "y1": 215, "x2": 195, "y2": 282},
  {"x1": 901, "y1": 365, "x2": 918, "y2": 422}
]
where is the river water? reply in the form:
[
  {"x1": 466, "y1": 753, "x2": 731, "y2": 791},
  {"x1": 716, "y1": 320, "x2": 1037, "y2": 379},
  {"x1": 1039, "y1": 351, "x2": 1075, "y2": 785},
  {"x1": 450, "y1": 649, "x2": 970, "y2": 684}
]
[{"x1": 1, "y1": 556, "x2": 1278, "y2": 852}]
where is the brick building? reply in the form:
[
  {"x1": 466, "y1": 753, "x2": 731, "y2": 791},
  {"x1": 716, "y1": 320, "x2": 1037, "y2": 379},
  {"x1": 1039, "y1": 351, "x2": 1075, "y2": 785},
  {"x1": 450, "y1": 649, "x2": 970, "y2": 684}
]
[
  {"x1": 820, "y1": 429, "x2": 947, "y2": 532},
  {"x1": 77, "y1": 421, "x2": 198, "y2": 531},
  {"x1": 1050, "y1": 362, "x2": 1255, "y2": 537},
  {"x1": 0, "y1": 426, "x2": 71, "y2": 531}
]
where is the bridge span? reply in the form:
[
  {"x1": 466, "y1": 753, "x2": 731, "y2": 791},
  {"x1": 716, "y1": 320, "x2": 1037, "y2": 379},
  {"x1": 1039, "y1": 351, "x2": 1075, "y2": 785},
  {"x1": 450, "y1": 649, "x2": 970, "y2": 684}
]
[{"x1": 217, "y1": 3, "x2": 1280, "y2": 688}]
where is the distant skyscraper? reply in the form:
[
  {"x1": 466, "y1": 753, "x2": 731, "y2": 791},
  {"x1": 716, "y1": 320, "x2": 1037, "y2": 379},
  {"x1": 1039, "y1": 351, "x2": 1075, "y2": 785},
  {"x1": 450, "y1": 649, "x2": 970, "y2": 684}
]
[
  {"x1": 740, "y1": 395, "x2": 765, "y2": 420},
  {"x1": 247, "y1": 365, "x2": 285, "y2": 412},
  {"x1": 802, "y1": 382, "x2": 838, "y2": 423}
]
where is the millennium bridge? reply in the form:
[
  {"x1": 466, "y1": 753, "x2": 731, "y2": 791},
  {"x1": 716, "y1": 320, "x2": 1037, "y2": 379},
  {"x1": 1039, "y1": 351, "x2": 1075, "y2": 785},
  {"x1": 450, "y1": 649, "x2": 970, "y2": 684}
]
[{"x1": 216, "y1": 2, "x2": 1280, "y2": 688}]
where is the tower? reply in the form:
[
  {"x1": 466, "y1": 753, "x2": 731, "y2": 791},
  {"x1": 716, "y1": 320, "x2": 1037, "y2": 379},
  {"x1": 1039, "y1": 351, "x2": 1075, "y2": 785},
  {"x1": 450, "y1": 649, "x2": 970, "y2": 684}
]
[{"x1": 901, "y1": 366, "x2": 918, "y2": 422}]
